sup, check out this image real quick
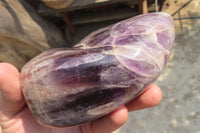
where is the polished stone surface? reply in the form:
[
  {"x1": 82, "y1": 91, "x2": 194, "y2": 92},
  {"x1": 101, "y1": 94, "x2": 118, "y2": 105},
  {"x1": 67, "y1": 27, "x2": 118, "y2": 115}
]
[{"x1": 21, "y1": 12, "x2": 175, "y2": 127}]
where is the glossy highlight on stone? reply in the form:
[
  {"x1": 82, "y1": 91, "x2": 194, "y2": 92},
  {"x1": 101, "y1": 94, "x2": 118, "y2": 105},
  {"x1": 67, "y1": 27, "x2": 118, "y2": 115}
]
[{"x1": 20, "y1": 12, "x2": 175, "y2": 127}]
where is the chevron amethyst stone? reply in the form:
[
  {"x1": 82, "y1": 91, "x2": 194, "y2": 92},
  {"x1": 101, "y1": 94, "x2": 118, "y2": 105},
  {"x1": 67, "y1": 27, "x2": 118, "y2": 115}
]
[{"x1": 21, "y1": 12, "x2": 175, "y2": 127}]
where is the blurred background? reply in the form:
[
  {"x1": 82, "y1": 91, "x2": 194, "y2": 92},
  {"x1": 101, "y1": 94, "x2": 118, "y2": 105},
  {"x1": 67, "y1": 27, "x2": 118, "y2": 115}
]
[{"x1": 0, "y1": 0, "x2": 200, "y2": 132}]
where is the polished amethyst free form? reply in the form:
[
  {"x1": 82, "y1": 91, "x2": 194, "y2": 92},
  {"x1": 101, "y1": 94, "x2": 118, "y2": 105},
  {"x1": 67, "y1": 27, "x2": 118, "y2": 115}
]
[{"x1": 21, "y1": 12, "x2": 175, "y2": 127}]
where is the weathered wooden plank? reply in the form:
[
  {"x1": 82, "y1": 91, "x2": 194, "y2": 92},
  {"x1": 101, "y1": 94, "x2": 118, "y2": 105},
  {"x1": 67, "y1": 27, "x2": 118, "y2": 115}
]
[
  {"x1": 67, "y1": 0, "x2": 137, "y2": 10},
  {"x1": 70, "y1": 7, "x2": 138, "y2": 25},
  {"x1": 39, "y1": 0, "x2": 138, "y2": 15},
  {"x1": 139, "y1": 0, "x2": 148, "y2": 14},
  {"x1": 0, "y1": 0, "x2": 67, "y2": 69}
]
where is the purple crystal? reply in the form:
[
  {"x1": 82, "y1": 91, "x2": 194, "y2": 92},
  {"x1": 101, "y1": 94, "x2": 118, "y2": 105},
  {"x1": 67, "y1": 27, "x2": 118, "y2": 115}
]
[{"x1": 21, "y1": 12, "x2": 175, "y2": 127}]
